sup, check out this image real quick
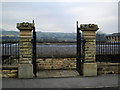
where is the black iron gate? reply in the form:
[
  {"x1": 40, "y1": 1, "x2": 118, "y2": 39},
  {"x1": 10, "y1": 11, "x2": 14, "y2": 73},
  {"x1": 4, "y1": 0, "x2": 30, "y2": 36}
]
[
  {"x1": 76, "y1": 21, "x2": 82, "y2": 74},
  {"x1": 32, "y1": 20, "x2": 37, "y2": 77},
  {"x1": 32, "y1": 21, "x2": 82, "y2": 76}
]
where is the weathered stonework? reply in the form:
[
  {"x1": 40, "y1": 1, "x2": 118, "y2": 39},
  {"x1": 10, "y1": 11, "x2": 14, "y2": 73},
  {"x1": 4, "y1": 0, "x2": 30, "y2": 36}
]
[
  {"x1": 97, "y1": 62, "x2": 120, "y2": 74},
  {"x1": 83, "y1": 63, "x2": 97, "y2": 76},
  {"x1": 1, "y1": 66, "x2": 18, "y2": 78},
  {"x1": 18, "y1": 64, "x2": 33, "y2": 78},
  {"x1": 19, "y1": 37, "x2": 33, "y2": 64},
  {"x1": 1, "y1": 62, "x2": 119, "y2": 78},
  {"x1": 17, "y1": 22, "x2": 34, "y2": 78},
  {"x1": 37, "y1": 58, "x2": 76, "y2": 70},
  {"x1": 17, "y1": 22, "x2": 34, "y2": 30},
  {"x1": 17, "y1": 22, "x2": 34, "y2": 64},
  {"x1": 80, "y1": 24, "x2": 98, "y2": 63},
  {"x1": 80, "y1": 24, "x2": 99, "y2": 76},
  {"x1": 36, "y1": 58, "x2": 120, "y2": 75}
]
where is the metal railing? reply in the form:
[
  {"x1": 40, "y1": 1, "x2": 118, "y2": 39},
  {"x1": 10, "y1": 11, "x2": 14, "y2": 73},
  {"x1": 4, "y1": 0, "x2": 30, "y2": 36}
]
[
  {"x1": 2, "y1": 41, "x2": 19, "y2": 65},
  {"x1": 1, "y1": 40, "x2": 120, "y2": 65},
  {"x1": 96, "y1": 41, "x2": 120, "y2": 62}
]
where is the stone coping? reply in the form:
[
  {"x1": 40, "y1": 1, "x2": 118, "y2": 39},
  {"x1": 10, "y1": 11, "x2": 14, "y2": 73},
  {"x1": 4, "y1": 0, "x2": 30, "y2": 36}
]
[
  {"x1": 97, "y1": 62, "x2": 120, "y2": 65},
  {"x1": 1, "y1": 65, "x2": 18, "y2": 70}
]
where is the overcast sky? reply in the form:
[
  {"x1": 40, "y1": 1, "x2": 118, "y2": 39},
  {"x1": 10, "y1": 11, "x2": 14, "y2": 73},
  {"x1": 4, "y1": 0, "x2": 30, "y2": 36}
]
[{"x1": 1, "y1": 0, "x2": 119, "y2": 34}]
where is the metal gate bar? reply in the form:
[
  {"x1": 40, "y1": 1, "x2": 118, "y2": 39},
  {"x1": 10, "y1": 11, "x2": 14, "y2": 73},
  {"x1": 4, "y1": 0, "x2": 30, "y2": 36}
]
[
  {"x1": 76, "y1": 21, "x2": 82, "y2": 74},
  {"x1": 32, "y1": 20, "x2": 37, "y2": 77}
]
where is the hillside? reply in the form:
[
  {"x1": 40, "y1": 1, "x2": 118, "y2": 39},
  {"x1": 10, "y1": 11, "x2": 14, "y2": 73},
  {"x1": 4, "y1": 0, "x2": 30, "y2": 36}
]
[{"x1": 1, "y1": 30, "x2": 107, "y2": 42}]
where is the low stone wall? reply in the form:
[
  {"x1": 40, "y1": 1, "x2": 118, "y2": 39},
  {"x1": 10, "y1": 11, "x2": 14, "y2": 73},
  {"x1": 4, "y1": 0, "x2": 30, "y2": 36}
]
[
  {"x1": 97, "y1": 62, "x2": 120, "y2": 74},
  {"x1": 1, "y1": 59, "x2": 119, "y2": 78},
  {"x1": 37, "y1": 58, "x2": 76, "y2": 70},
  {"x1": 37, "y1": 58, "x2": 120, "y2": 75},
  {"x1": 1, "y1": 66, "x2": 18, "y2": 78}
]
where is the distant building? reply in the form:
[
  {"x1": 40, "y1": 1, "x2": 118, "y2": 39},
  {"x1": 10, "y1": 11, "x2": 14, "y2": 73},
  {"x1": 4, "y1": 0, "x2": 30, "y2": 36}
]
[{"x1": 106, "y1": 33, "x2": 120, "y2": 42}]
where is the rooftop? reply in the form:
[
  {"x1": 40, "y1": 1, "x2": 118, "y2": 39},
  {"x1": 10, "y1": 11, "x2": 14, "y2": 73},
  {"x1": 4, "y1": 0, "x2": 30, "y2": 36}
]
[{"x1": 107, "y1": 33, "x2": 120, "y2": 37}]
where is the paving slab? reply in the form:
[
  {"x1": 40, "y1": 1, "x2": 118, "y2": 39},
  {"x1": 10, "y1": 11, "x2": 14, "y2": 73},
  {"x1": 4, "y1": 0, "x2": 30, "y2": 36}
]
[{"x1": 36, "y1": 70, "x2": 79, "y2": 78}]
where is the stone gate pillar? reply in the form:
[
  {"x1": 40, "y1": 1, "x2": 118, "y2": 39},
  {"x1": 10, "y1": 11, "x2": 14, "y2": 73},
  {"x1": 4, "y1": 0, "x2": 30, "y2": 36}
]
[
  {"x1": 17, "y1": 22, "x2": 34, "y2": 78},
  {"x1": 80, "y1": 24, "x2": 99, "y2": 76}
]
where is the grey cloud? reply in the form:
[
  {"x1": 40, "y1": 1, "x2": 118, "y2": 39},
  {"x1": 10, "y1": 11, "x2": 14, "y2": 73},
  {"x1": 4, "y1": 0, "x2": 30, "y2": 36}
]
[{"x1": 2, "y1": 2, "x2": 118, "y2": 34}]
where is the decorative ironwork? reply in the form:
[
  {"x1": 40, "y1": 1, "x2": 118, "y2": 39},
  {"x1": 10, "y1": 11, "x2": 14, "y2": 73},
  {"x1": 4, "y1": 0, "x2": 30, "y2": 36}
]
[{"x1": 2, "y1": 41, "x2": 19, "y2": 65}]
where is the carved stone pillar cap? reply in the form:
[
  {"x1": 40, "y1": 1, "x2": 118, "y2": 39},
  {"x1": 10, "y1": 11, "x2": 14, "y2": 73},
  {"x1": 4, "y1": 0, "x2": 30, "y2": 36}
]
[
  {"x1": 80, "y1": 24, "x2": 99, "y2": 31},
  {"x1": 17, "y1": 22, "x2": 35, "y2": 31}
]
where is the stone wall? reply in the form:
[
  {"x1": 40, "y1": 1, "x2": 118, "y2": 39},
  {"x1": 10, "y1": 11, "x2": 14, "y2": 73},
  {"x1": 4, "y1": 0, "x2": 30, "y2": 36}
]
[
  {"x1": 37, "y1": 58, "x2": 120, "y2": 75},
  {"x1": 1, "y1": 66, "x2": 18, "y2": 78},
  {"x1": 1, "y1": 59, "x2": 119, "y2": 78},
  {"x1": 97, "y1": 62, "x2": 120, "y2": 74},
  {"x1": 37, "y1": 58, "x2": 76, "y2": 70}
]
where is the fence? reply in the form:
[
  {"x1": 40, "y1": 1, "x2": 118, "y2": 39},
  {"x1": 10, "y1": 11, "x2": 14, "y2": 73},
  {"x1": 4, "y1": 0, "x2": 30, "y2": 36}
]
[
  {"x1": 2, "y1": 41, "x2": 19, "y2": 65},
  {"x1": 36, "y1": 41, "x2": 120, "y2": 63},
  {"x1": 96, "y1": 41, "x2": 120, "y2": 62},
  {"x1": 1, "y1": 40, "x2": 120, "y2": 65}
]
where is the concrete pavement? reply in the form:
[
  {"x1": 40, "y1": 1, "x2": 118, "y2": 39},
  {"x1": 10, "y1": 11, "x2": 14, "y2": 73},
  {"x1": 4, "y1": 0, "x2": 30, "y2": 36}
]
[{"x1": 2, "y1": 74, "x2": 119, "y2": 89}]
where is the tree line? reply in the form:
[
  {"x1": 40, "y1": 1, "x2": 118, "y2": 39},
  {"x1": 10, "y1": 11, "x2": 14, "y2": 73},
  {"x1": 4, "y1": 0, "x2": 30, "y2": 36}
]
[{"x1": 1, "y1": 30, "x2": 107, "y2": 42}]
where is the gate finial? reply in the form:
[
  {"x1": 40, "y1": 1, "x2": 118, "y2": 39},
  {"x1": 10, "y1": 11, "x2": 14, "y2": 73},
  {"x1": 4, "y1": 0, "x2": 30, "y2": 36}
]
[
  {"x1": 33, "y1": 20, "x2": 34, "y2": 24},
  {"x1": 77, "y1": 21, "x2": 80, "y2": 30}
]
